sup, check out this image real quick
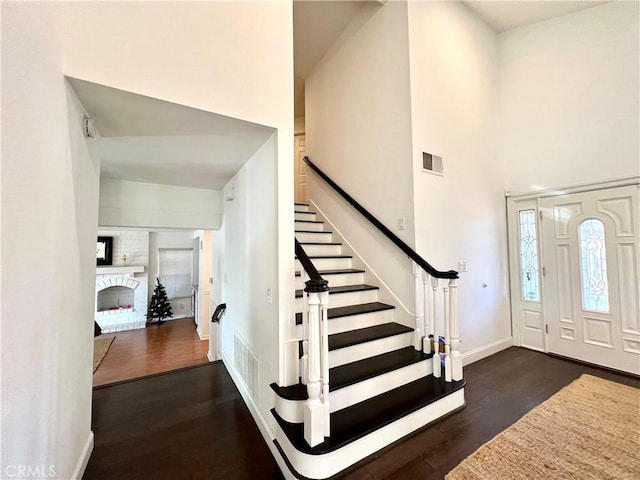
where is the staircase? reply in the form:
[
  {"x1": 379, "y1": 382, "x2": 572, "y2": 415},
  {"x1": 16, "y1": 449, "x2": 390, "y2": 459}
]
[{"x1": 270, "y1": 203, "x2": 466, "y2": 479}]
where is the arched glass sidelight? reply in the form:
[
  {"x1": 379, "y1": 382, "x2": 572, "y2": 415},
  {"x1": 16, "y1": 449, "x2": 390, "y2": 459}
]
[{"x1": 579, "y1": 218, "x2": 610, "y2": 312}]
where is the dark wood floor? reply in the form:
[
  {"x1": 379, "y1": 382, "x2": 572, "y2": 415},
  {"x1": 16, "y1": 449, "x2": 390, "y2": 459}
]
[
  {"x1": 84, "y1": 347, "x2": 639, "y2": 480},
  {"x1": 93, "y1": 317, "x2": 209, "y2": 387}
]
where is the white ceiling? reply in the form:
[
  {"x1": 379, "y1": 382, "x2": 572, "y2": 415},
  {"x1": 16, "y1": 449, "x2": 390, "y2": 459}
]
[
  {"x1": 68, "y1": 78, "x2": 274, "y2": 190},
  {"x1": 463, "y1": 1, "x2": 609, "y2": 33}
]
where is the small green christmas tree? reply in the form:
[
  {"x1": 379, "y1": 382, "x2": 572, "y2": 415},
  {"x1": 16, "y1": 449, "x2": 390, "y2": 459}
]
[{"x1": 147, "y1": 277, "x2": 173, "y2": 325}]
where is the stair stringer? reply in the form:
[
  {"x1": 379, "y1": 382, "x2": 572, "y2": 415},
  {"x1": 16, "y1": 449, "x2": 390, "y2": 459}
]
[
  {"x1": 274, "y1": 388, "x2": 465, "y2": 480},
  {"x1": 308, "y1": 200, "x2": 414, "y2": 330}
]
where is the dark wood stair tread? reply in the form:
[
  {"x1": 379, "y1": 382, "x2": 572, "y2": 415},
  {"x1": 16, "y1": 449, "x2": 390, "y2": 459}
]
[
  {"x1": 295, "y1": 302, "x2": 395, "y2": 325},
  {"x1": 330, "y1": 346, "x2": 431, "y2": 391},
  {"x1": 294, "y1": 219, "x2": 324, "y2": 224},
  {"x1": 295, "y1": 284, "x2": 378, "y2": 298},
  {"x1": 298, "y1": 242, "x2": 341, "y2": 245},
  {"x1": 272, "y1": 376, "x2": 465, "y2": 455},
  {"x1": 295, "y1": 230, "x2": 332, "y2": 234},
  {"x1": 295, "y1": 211, "x2": 316, "y2": 215},
  {"x1": 329, "y1": 323, "x2": 412, "y2": 351},
  {"x1": 295, "y1": 255, "x2": 352, "y2": 260},
  {"x1": 295, "y1": 268, "x2": 365, "y2": 277},
  {"x1": 294, "y1": 203, "x2": 309, "y2": 206},
  {"x1": 270, "y1": 347, "x2": 431, "y2": 400}
]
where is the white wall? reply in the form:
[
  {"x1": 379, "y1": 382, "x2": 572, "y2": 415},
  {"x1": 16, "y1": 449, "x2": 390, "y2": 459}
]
[
  {"x1": 1, "y1": 3, "x2": 98, "y2": 477},
  {"x1": 220, "y1": 134, "x2": 282, "y2": 433},
  {"x1": 99, "y1": 178, "x2": 223, "y2": 230},
  {"x1": 500, "y1": 2, "x2": 640, "y2": 194},
  {"x1": 305, "y1": 0, "x2": 417, "y2": 309},
  {"x1": 408, "y1": 1, "x2": 511, "y2": 356}
]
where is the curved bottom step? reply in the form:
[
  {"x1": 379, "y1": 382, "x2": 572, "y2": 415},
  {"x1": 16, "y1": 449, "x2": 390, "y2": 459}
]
[{"x1": 273, "y1": 377, "x2": 465, "y2": 479}]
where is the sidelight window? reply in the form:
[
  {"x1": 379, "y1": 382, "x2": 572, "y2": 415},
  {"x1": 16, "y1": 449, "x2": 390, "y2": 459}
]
[{"x1": 519, "y1": 209, "x2": 540, "y2": 301}]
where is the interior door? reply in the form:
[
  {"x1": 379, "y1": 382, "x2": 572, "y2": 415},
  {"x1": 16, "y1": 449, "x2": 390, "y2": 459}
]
[
  {"x1": 294, "y1": 135, "x2": 307, "y2": 203},
  {"x1": 541, "y1": 185, "x2": 639, "y2": 374}
]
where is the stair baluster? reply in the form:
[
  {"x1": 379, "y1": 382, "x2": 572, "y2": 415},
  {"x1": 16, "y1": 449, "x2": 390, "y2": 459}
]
[
  {"x1": 431, "y1": 277, "x2": 441, "y2": 378},
  {"x1": 449, "y1": 279, "x2": 463, "y2": 381},
  {"x1": 320, "y1": 290, "x2": 330, "y2": 437},
  {"x1": 443, "y1": 282, "x2": 452, "y2": 382},
  {"x1": 301, "y1": 270, "x2": 309, "y2": 384},
  {"x1": 422, "y1": 270, "x2": 431, "y2": 353},
  {"x1": 412, "y1": 262, "x2": 424, "y2": 351}
]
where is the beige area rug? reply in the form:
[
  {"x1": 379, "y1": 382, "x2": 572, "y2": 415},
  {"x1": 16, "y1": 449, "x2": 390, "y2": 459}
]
[
  {"x1": 93, "y1": 336, "x2": 115, "y2": 373},
  {"x1": 446, "y1": 374, "x2": 640, "y2": 480}
]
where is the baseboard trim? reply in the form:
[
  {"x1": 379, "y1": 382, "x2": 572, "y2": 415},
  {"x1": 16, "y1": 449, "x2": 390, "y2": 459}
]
[
  {"x1": 462, "y1": 337, "x2": 513, "y2": 366},
  {"x1": 220, "y1": 350, "x2": 294, "y2": 479},
  {"x1": 71, "y1": 430, "x2": 94, "y2": 479}
]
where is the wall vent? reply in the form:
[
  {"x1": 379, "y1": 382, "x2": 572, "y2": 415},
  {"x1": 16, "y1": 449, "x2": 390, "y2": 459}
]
[
  {"x1": 422, "y1": 152, "x2": 443, "y2": 175},
  {"x1": 234, "y1": 333, "x2": 259, "y2": 401}
]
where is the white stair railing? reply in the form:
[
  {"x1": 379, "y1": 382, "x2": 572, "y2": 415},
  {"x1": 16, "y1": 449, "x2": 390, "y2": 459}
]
[{"x1": 413, "y1": 269, "x2": 462, "y2": 382}]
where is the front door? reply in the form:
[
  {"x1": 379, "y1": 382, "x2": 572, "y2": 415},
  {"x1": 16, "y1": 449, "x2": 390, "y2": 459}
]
[{"x1": 541, "y1": 185, "x2": 639, "y2": 374}]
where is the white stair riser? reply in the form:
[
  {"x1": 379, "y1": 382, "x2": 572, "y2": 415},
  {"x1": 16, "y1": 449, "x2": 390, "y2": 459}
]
[
  {"x1": 330, "y1": 332, "x2": 413, "y2": 368},
  {"x1": 274, "y1": 388, "x2": 465, "y2": 479},
  {"x1": 298, "y1": 244, "x2": 342, "y2": 256},
  {"x1": 295, "y1": 272, "x2": 364, "y2": 290},
  {"x1": 296, "y1": 257, "x2": 352, "y2": 271},
  {"x1": 295, "y1": 232, "x2": 333, "y2": 243},
  {"x1": 295, "y1": 221, "x2": 324, "y2": 232},
  {"x1": 295, "y1": 289, "x2": 378, "y2": 312},
  {"x1": 295, "y1": 212, "x2": 316, "y2": 221},
  {"x1": 295, "y1": 204, "x2": 310, "y2": 212},
  {"x1": 294, "y1": 309, "x2": 393, "y2": 338},
  {"x1": 331, "y1": 360, "x2": 432, "y2": 413}
]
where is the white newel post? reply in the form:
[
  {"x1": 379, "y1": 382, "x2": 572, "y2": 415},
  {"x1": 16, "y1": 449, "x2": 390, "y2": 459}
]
[
  {"x1": 449, "y1": 279, "x2": 463, "y2": 381},
  {"x1": 304, "y1": 291, "x2": 325, "y2": 447},
  {"x1": 431, "y1": 277, "x2": 441, "y2": 378},
  {"x1": 443, "y1": 282, "x2": 451, "y2": 382},
  {"x1": 412, "y1": 262, "x2": 424, "y2": 350},
  {"x1": 320, "y1": 290, "x2": 330, "y2": 437},
  {"x1": 301, "y1": 271, "x2": 309, "y2": 384}
]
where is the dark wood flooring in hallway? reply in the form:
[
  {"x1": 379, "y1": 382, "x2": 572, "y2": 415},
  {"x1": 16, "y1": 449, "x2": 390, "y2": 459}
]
[{"x1": 84, "y1": 347, "x2": 639, "y2": 480}]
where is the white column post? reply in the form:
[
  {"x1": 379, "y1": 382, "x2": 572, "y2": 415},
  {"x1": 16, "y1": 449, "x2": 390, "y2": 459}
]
[
  {"x1": 443, "y1": 282, "x2": 451, "y2": 382},
  {"x1": 431, "y1": 277, "x2": 441, "y2": 378},
  {"x1": 412, "y1": 261, "x2": 424, "y2": 350},
  {"x1": 320, "y1": 290, "x2": 330, "y2": 437},
  {"x1": 304, "y1": 291, "x2": 325, "y2": 447},
  {"x1": 449, "y1": 279, "x2": 463, "y2": 381}
]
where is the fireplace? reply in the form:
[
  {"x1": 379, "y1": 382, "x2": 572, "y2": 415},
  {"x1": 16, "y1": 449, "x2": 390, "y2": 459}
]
[{"x1": 95, "y1": 269, "x2": 148, "y2": 333}]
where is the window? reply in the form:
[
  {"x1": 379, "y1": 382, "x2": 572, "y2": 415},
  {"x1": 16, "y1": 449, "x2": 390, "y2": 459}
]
[
  {"x1": 519, "y1": 209, "x2": 540, "y2": 301},
  {"x1": 158, "y1": 249, "x2": 193, "y2": 299},
  {"x1": 579, "y1": 219, "x2": 610, "y2": 312}
]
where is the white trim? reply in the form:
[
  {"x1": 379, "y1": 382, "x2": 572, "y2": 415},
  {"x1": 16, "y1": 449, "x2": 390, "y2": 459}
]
[
  {"x1": 71, "y1": 431, "x2": 94, "y2": 479},
  {"x1": 220, "y1": 350, "x2": 293, "y2": 479},
  {"x1": 506, "y1": 176, "x2": 639, "y2": 200},
  {"x1": 197, "y1": 332, "x2": 210, "y2": 341},
  {"x1": 461, "y1": 337, "x2": 513, "y2": 366},
  {"x1": 207, "y1": 351, "x2": 215, "y2": 362}
]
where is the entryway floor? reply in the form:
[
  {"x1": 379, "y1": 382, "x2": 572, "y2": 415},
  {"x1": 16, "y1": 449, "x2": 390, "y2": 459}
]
[{"x1": 93, "y1": 317, "x2": 209, "y2": 387}]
